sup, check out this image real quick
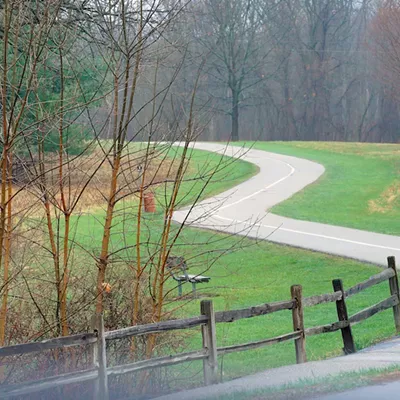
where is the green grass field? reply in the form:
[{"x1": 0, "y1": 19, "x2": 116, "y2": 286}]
[
  {"x1": 236, "y1": 142, "x2": 400, "y2": 235},
  {"x1": 168, "y1": 236, "x2": 394, "y2": 384},
  {"x1": 63, "y1": 143, "x2": 398, "y2": 387},
  {"x1": 68, "y1": 146, "x2": 258, "y2": 252}
]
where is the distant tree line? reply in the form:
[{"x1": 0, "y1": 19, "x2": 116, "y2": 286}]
[
  {"x1": 4, "y1": 1, "x2": 400, "y2": 149},
  {"x1": 112, "y1": 0, "x2": 400, "y2": 143}
]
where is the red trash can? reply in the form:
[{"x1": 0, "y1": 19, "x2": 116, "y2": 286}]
[{"x1": 143, "y1": 192, "x2": 156, "y2": 212}]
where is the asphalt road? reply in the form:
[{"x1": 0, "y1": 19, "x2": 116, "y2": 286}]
[
  {"x1": 316, "y1": 382, "x2": 400, "y2": 400},
  {"x1": 173, "y1": 142, "x2": 400, "y2": 266},
  {"x1": 156, "y1": 330, "x2": 400, "y2": 399}
]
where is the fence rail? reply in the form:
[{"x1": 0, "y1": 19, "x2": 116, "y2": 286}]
[
  {"x1": 104, "y1": 315, "x2": 208, "y2": 340},
  {"x1": 0, "y1": 333, "x2": 98, "y2": 358},
  {"x1": 1, "y1": 256, "x2": 399, "y2": 400}
]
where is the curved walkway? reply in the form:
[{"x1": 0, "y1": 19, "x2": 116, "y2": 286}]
[
  {"x1": 173, "y1": 143, "x2": 400, "y2": 266},
  {"x1": 156, "y1": 336, "x2": 400, "y2": 400}
]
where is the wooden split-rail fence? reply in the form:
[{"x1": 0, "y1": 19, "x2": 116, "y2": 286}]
[{"x1": 1, "y1": 256, "x2": 400, "y2": 399}]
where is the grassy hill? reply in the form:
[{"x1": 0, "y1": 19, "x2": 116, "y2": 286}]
[{"x1": 236, "y1": 142, "x2": 400, "y2": 235}]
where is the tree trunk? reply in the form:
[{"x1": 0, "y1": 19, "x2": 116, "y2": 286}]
[
  {"x1": 231, "y1": 93, "x2": 239, "y2": 141},
  {"x1": 60, "y1": 213, "x2": 70, "y2": 337},
  {"x1": 0, "y1": 152, "x2": 12, "y2": 347},
  {"x1": 96, "y1": 156, "x2": 120, "y2": 313}
]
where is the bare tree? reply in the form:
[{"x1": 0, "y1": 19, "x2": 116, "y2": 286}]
[{"x1": 191, "y1": 0, "x2": 272, "y2": 141}]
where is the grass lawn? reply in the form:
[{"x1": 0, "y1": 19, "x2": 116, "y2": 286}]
[
  {"x1": 167, "y1": 236, "x2": 394, "y2": 385},
  {"x1": 68, "y1": 145, "x2": 258, "y2": 251},
  {"x1": 235, "y1": 141, "x2": 400, "y2": 235},
  {"x1": 58, "y1": 143, "x2": 397, "y2": 388}
]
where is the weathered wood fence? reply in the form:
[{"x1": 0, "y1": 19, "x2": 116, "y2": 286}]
[{"x1": 1, "y1": 256, "x2": 400, "y2": 399}]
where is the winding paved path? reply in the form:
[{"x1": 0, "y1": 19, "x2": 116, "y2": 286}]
[{"x1": 173, "y1": 143, "x2": 400, "y2": 266}]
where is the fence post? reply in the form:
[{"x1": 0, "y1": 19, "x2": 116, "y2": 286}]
[
  {"x1": 290, "y1": 285, "x2": 307, "y2": 364},
  {"x1": 201, "y1": 300, "x2": 218, "y2": 385},
  {"x1": 332, "y1": 279, "x2": 356, "y2": 355},
  {"x1": 388, "y1": 256, "x2": 400, "y2": 333},
  {"x1": 91, "y1": 313, "x2": 109, "y2": 400}
]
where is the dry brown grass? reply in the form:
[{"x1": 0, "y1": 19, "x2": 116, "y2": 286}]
[
  {"x1": 290, "y1": 141, "x2": 400, "y2": 156},
  {"x1": 369, "y1": 180, "x2": 400, "y2": 214},
  {"x1": 12, "y1": 147, "x2": 179, "y2": 217}
]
